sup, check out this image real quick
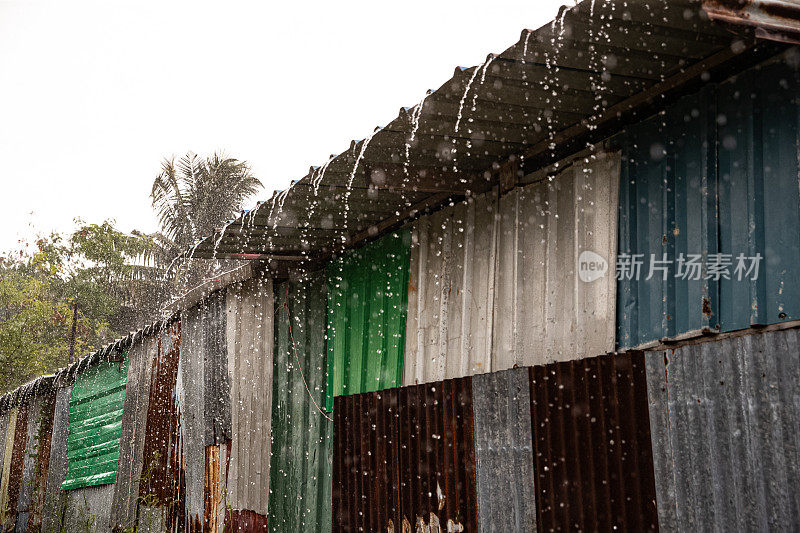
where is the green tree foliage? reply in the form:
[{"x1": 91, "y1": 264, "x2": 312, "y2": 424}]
[{"x1": 0, "y1": 222, "x2": 164, "y2": 393}]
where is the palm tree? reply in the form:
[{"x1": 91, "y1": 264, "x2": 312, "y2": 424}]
[{"x1": 150, "y1": 152, "x2": 262, "y2": 286}]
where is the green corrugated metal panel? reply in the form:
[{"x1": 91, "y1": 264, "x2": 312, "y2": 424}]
[
  {"x1": 617, "y1": 53, "x2": 800, "y2": 347},
  {"x1": 269, "y1": 273, "x2": 332, "y2": 533},
  {"x1": 61, "y1": 358, "x2": 128, "y2": 491},
  {"x1": 326, "y1": 230, "x2": 411, "y2": 410}
]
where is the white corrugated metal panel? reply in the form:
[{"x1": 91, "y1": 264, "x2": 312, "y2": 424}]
[
  {"x1": 404, "y1": 191, "x2": 499, "y2": 385},
  {"x1": 404, "y1": 152, "x2": 620, "y2": 384},
  {"x1": 225, "y1": 277, "x2": 274, "y2": 517},
  {"x1": 493, "y1": 151, "x2": 620, "y2": 368}
]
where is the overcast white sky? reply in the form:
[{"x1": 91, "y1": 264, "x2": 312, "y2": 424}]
[{"x1": 0, "y1": 0, "x2": 564, "y2": 252}]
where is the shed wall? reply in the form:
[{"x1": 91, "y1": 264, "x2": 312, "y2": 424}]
[{"x1": 645, "y1": 328, "x2": 800, "y2": 531}]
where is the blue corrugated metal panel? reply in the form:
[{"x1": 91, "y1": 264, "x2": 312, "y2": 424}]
[
  {"x1": 645, "y1": 327, "x2": 800, "y2": 531},
  {"x1": 717, "y1": 59, "x2": 800, "y2": 331},
  {"x1": 617, "y1": 53, "x2": 800, "y2": 347}
]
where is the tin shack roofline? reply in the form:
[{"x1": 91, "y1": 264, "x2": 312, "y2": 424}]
[{"x1": 183, "y1": 0, "x2": 791, "y2": 270}]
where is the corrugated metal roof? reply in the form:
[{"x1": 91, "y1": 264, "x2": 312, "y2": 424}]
[
  {"x1": 529, "y1": 352, "x2": 659, "y2": 531},
  {"x1": 333, "y1": 377, "x2": 477, "y2": 532},
  {"x1": 704, "y1": 0, "x2": 800, "y2": 43},
  {"x1": 186, "y1": 0, "x2": 768, "y2": 266},
  {"x1": 270, "y1": 274, "x2": 333, "y2": 533},
  {"x1": 645, "y1": 327, "x2": 800, "y2": 530}
]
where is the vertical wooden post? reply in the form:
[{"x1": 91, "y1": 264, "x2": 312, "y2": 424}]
[{"x1": 68, "y1": 300, "x2": 78, "y2": 364}]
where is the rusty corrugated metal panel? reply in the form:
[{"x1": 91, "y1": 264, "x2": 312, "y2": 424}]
[
  {"x1": 333, "y1": 376, "x2": 477, "y2": 532},
  {"x1": 0, "y1": 408, "x2": 17, "y2": 532},
  {"x1": 225, "y1": 278, "x2": 273, "y2": 519},
  {"x1": 111, "y1": 333, "x2": 157, "y2": 530},
  {"x1": 225, "y1": 509, "x2": 268, "y2": 531},
  {"x1": 704, "y1": 0, "x2": 800, "y2": 43},
  {"x1": 203, "y1": 445, "x2": 223, "y2": 533},
  {"x1": 19, "y1": 392, "x2": 56, "y2": 533},
  {"x1": 139, "y1": 320, "x2": 185, "y2": 531},
  {"x1": 269, "y1": 274, "x2": 332, "y2": 533},
  {"x1": 494, "y1": 150, "x2": 620, "y2": 368},
  {"x1": 3, "y1": 406, "x2": 28, "y2": 531},
  {"x1": 472, "y1": 368, "x2": 536, "y2": 532},
  {"x1": 41, "y1": 387, "x2": 70, "y2": 533},
  {"x1": 645, "y1": 327, "x2": 800, "y2": 530},
  {"x1": 404, "y1": 191, "x2": 499, "y2": 385},
  {"x1": 529, "y1": 352, "x2": 658, "y2": 532}
]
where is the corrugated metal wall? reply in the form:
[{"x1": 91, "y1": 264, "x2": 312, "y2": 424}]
[
  {"x1": 646, "y1": 328, "x2": 800, "y2": 531},
  {"x1": 138, "y1": 320, "x2": 184, "y2": 531},
  {"x1": 472, "y1": 368, "x2": 536, "y2": 532},
  {"x1": 0, "y1": 407, "x2": 16, "y2": 531},
  {"x1": 4, "y1": 406, "x2": 26, "y2": 531},
  {"x1": 529, "y1": 352, "x2": 658, "y2": 532},
  {"x1": 404, "y1": 192, "x2": 498, "y2": 385},
  {"x1": 63, "y1": 484, "x2": 115, "y2": 532},
  {"x1": 326, "y1": 230, "x2": 411, "y2": 410},
  {"x1": 269, "y1": 274, "x2": 332, "y2": 533},
  {"x1": 41, "y1": 387, "x2": 70, "y2": 533},
  {"x1": 494, "y1": 151, "x2": 620, "y2": 368},
  {"x1": 111, "y1": 334, "x2": 157, "y2": 530},
  {"x1": 404, "y1": 152, "x2": 619, "y2": 385},
  {"x1": 617, "y1": 55, "x2": 800, "y2": 347},
  {"x1": 333, "y1": 376, "x2": 477, "y2": 532},
  {"x1": 225, "y1": 278, "x2": 274, "y2": 524},
  {"x1": 16, "y1": 392, "x2": 56, "y2": 533}
]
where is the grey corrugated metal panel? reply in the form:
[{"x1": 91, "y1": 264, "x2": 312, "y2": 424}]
[
  {"x1": 645, "y1": 327, "x2": 800, "y2": 531},
  {"x1": 494, "y1": 150, "x2": 620, "y2": 368},
  {"x1": 136, "y1": 506, "x2": 165, "y2": 533},
  {"x1": 110, "y1": 334, "x2": 157, "y2": 530},
  {"x1": 16, "y1": 395, "x2": 46, "y2": 516},
  {"x1": 0, "y1": 407, "x2": 17, "y2": 531},
  {"x1": 471, "y1": 367, "x2": 536, "y2": 533},
  {"x1": 63, "y1": 484, "x2": 115, "y2": 532},
  {"x1": 0, "y1": 412, "x2": 8, "y2": 493},
  {"x1": 205, "y1": 291, "x2": 231, "y2": 445},
  {"x1": 269, "y1": 273, "x2": 332, "y2": 533},
  {"x1": 404, "y1": 190, "x2": 499, "y2": 385},
  {"x1": 225, "y1": 278, "x2": 274, "y2": 517},
  {"x1": 177, "y1": 303, "x2": 207, "y2": 525},
  {"x1": 41, "y1": 387, "x2": 69, "y2": 533}
]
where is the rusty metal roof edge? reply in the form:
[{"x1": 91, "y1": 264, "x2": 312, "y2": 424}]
[{"x1": 703, "y1": 0, "x2": 800, "y2": 44}]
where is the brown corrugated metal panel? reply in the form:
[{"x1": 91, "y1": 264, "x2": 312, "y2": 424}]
[
  {"x1": 63, "y1": 484, "x2": 115, "y2": 532},
  {"x1": 225, "y1": 278, "x2": 273, "y2": 518},
  {"x1": 529, "y1": 352, "x2": 658, "y2": 532},
  {"x1": 3, "y1": 405, "x2": 27, "y2": 531},
  {"x1": 0, "y1": 408, "x2": 16, "y2": 532},
  {"x1": 225, "y1": 509, "x2": 268, "y2": 532},
  {"x1": 111, "y1": 333, "x2": 157, "y2": 530},
  {"x1": 645, "y1": 327, "x2": 800, "y2": 531},
  {"x1": 404, "y1": 191, "x2": 499, "y2": 385},
  {"x1": 333, "y1": 377, "x2": 477, "y2": 532},
  {"x1": 20, "y1": 392, "x2": 56, "y2": 533},
  {"x1": 494, "y1": 151, "x2": 620, "y2": 368},
  {"x1": 41, "y1": 387, "x2": 70, "y2": 533},
  {"x1": 203, "y1": 445, "x2": 223, "y2": 533},
  {"x1": 139, "y1": 320, "x2": 185, "y2": 531},
  {"x1": 472, "y1": 368, "x2": 536, "y2": 532}
]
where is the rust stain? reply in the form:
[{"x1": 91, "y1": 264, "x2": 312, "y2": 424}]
[
  {"x1": 26, "y1": 393, "x2": 57, "y2": 533},
  {"x1": 224, "y1": 508, "x2": 268, "y2": 532},
  {"x1": 139, "y1": 321, "x2": 186, "y2": 531},
  {"x1": 702, "y1": 297, "x2": 713, "y2": 316},
  {"x1": 4, "y1": 405, "x2": 28, "y2": 530},
  {"x1": 204, "y1": 445, "x2": 221, "y2": 533}
]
